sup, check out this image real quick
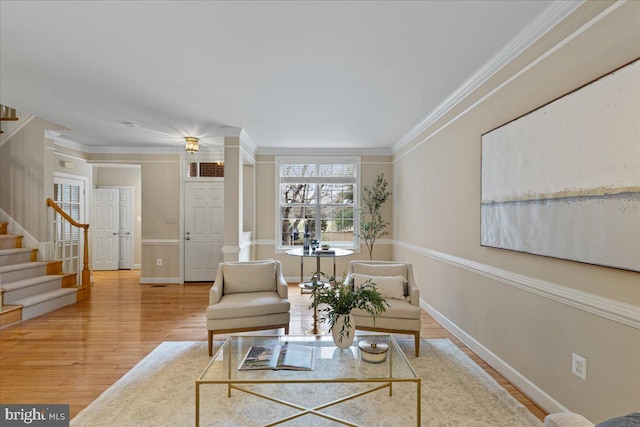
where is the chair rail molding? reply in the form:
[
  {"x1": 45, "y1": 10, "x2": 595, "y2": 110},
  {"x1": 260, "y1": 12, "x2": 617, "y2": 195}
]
[{"x1": 394, "y1": 239, "x2": 640, "y2": 330}]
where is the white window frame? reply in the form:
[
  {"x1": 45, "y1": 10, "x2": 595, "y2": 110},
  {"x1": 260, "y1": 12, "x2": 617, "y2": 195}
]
[{"x1": 275, "y1": 156, "x2": 360, "y2": 251}]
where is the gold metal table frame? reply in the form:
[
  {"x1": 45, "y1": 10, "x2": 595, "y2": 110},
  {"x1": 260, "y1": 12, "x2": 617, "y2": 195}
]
[{"x1": 195, "y1": 335, "x2": 421, "y2": 427}]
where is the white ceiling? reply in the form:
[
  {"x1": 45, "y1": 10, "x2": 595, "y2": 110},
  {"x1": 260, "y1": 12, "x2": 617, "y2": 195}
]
[{"x1": 0, "y1": 1, "x2": 564, "y2": 154}]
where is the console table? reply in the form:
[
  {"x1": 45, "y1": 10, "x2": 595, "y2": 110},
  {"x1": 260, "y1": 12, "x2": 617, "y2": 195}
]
[
  {"x1": 286, "y1": 247, "x2": 353, "y2": 335},
  {"x1": 285, "y1": 247, "x2": 353, "y2": 283}
]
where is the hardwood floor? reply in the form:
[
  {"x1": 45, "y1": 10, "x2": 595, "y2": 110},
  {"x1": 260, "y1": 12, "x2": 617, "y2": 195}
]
[{"x1": 0, "y1": 270, "x2": 546, "y2": 421}]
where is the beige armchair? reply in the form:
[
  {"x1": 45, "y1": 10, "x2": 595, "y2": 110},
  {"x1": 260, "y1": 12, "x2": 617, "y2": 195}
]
[
  {"x1": 206, "y1": 260, "x2": 290, "y2": 356},
  {"x1": 346, "y1": 260, "x2": 422, "y2": 356}
]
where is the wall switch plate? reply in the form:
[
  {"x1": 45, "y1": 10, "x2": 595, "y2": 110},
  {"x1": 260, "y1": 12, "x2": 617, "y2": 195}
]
[
  {"x1": 156, "y1": 258, "x2": 162, "y2": 266},
  {"x1": 572, "y1": 353, "x2": 587, "y2": 380}
]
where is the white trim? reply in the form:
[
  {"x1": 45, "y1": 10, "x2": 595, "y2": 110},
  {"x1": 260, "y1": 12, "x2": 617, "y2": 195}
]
[
  {"x1": 139, "y1": 277, "x2": 180, "y2": 284},
  {"x1": 255, "y1": 239, "x2": 276, "y2": 246},
  {"x1": 133, "y1": 264, "x2": 141, "y2": 270},
  {"x1": 240, "y1": 129, "x2": 258, "y2": 156},
  {"x1": 392, "y1": 0, "x2": 583, "y2": 153},
  {"x1": 87, "y1": 160, "x2": 179, "y2": 165},
  {"x1": 54, "y1": 171, "x2": 89, "y2": 183},
  {"x1": 420, "y1": 298, "x2": 570, "y2": 415},
  {"x1": 221, "y1": 245, "x2": 240, "y2": 254},
  {"x1": 240, "y1": 145, "x2": 257, "y2": 166},
  {"x1": 395, "y1": 239, "x2": 640, "y2": 330},
  {"x1": 393, "y1": 1, "x2": 624, "y2": 162},
  {"x1": 141, "y1": 239, "x2": 180, "y2": 245},
  {"x1": 55, "y1": 151, "x2": 89, "y2": 162},
  {"x1": 90, "y1": 163, "x2": 141, "y2": 169},
  {"x1": 53, "y1": 136, "x2": 89, "y2": 153},
  {"x1": 258, "y1": 147, "x2": 392, "y2": 156}
]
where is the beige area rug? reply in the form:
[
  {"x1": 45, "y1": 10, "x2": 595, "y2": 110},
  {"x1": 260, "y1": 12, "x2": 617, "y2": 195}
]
[{"x1": 71, "y1": 339, "x2": 542, "y2": 427}]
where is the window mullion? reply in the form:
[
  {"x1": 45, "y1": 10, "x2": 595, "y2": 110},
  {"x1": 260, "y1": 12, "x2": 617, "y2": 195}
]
[{"x1": 315, "y1": 183, "x2": 321, "y2": 243}]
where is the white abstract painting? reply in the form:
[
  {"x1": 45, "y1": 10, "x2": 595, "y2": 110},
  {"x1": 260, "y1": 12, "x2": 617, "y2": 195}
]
[{"x1": 481, "y1": 59, "x2": 640, "y2": 272}]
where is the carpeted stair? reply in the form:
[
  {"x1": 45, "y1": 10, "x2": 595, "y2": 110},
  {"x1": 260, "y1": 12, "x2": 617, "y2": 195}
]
[{"x1": 0, "y1": 221, "x2": 77, "y2": 326}]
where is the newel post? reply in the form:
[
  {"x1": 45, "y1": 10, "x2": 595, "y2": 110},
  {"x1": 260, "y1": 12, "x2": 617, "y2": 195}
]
[{"x1": 82, "y1": 224, "x2": 91, "y2": 298}]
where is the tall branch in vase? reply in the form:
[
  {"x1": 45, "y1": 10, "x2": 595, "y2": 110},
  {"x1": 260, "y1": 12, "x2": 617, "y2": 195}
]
[{"x1": 359, "y1": 173, "x2": 391, "y2": 260}]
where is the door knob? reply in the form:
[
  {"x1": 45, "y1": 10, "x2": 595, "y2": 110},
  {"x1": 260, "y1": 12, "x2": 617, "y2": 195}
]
[
  {"x1": 185, "y1": 236, "x2": 190, "y2": 240},
  {"x1": 112, "y1": 232, "x2": 117, "y2": 235}
]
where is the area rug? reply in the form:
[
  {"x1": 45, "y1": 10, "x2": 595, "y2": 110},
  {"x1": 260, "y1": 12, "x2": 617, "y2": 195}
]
[{"x1": 71, "y1": 339, "x2": 542, "y2": 426}]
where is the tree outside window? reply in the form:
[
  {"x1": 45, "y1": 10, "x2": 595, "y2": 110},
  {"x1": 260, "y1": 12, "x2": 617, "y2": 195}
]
[{"x1": 277, "y1": 158, "x2": 359, "y2": 249}]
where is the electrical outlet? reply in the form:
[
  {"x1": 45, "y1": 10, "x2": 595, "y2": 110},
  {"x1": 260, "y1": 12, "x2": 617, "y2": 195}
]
[
  {"x1": 572, "y1": 353, "x2": 587, "y2": 380},
  {"x1": 156, "y1": 258, "x2": 162, "y2": 266}
]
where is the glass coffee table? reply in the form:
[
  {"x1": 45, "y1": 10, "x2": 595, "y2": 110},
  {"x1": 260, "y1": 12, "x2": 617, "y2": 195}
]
[{"x1": 196, "y1": 334, "x2": 420, "y2": 426}]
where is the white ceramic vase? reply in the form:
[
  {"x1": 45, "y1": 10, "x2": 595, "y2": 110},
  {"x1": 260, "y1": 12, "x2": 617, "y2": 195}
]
[{"x1": 332, "y1": 313, "x2": 355, "y2": 349}]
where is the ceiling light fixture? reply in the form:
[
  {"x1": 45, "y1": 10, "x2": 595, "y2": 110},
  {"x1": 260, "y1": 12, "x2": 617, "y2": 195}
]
[
  {"x1": 122, "y1": 121, "x2": 139, "y2": 128},
  {"x1": 185, "y1": 136, "x2": 199, "y2": 154}
]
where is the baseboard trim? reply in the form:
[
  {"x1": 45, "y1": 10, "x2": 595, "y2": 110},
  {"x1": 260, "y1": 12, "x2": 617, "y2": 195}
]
[
  {"x1": 133, "y1": 264, "x2": 141, "y2": 270},
  {"x1": 420, "y1": 298, "x2": 569, "y2": 415},
  {"x1": 395, "y1": 240, "x2": 640, "y2": 330},
  {"x1": 139, "y1": 277, "x2": 180, "y2": 284}
]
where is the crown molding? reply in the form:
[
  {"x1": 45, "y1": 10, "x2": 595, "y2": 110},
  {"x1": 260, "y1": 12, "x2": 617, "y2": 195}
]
[
  {"x1": 51, "y1": 135, "x2": 90, "y2": 152},
  {"x1": 256, "y1": 146, "x2": 393, "y2": 156},
  {"x1": 392, "y1": 0, "x2": 583, "y2": 154},
  {"x1": 240, "y1": 129, "x2": 257, "y2": 154}
]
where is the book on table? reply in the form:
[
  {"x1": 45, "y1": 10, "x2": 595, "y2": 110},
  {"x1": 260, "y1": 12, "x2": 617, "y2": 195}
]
[
  {"x1": 314, "y1": 249, "x2": 335, "y2": 254},
  {"x1": 239, "y1": 344, "x2": 315, "y2": 371}
]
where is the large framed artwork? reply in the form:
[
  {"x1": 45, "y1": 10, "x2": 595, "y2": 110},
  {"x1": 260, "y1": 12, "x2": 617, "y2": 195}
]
[{"x1": 481, "y1": 59, "x2": 639, "y2": 272}]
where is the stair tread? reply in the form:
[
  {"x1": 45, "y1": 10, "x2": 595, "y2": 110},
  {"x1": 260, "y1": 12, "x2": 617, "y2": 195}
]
[
  {"x1": 1, "y1": 275, "x2": 64, "y2": 291},
  {"x1": 0, "y1": 261, "x2": 48, "y2": 273},
  {"x1": 0, "y1": 248, "x2": 34, "y2": 255},
  {"x1": 0, "y1": 234, "x2": 21, "y2": 239},
  {"x1": 12, "y1": 288, "x2": 77, "y2": 307}
]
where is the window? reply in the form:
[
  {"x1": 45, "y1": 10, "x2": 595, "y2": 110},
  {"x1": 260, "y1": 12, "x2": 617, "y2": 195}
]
[
  {"x1": 188, "y1": 162, "x2": 224, "y2": 177},
  {"x1": 52, "y1": 177, "x2": 85, "y2": 277},
  {"x1": 276, "y1": 157, "x2": 359, "y2": 249}
]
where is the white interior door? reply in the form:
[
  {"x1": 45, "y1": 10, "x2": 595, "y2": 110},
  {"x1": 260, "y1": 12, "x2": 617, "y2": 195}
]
[
  {"x1": 117, "y1": 188, "x2": 133, "y2": 269},
  {"x1": 184, "y1": 181, "x2": 224, "y2": 282},
  {"x1": 93, "y1": 188, "x2": 119, "y2": 270}
]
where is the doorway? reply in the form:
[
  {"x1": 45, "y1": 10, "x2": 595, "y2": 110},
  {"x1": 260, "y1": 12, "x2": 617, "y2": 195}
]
[
  {"x1": 93, "y1": 187, "x2": 134, "y2": 270},
  {"x1": 184, "y1": 181, "x2": 224, "y2": 282}
]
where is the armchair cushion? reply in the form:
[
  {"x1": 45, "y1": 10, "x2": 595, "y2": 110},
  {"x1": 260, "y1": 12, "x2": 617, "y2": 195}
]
[
  {"x1": 352, "y1": 297, "x2": 421, "y2": 320},
  {"x1": 353, "y1": 273, "x2": 407, "y2": 300},
  {"x1": 222, "y1": 261, "x2": 276, "y2": 294},
  {"x1": 206, "y1": 291, "x2": 290, "y2": 319}
]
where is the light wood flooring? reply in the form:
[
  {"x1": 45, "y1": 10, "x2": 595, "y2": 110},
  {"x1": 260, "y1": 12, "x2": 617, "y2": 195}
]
[{"x1": 0, "y1": 270, "x2": 546, "y2": 420}]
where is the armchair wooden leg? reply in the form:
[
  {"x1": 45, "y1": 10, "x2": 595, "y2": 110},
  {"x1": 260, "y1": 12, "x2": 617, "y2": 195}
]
[
  {"x1": 414, "y1": 332, "x2": 420, "y2": 357},
  {"x1": 284, "y1": 324, "x2": 289, "y2": 335},
  {"x1": 208, "y1": 330, "x2": 214, "y2": 356}
]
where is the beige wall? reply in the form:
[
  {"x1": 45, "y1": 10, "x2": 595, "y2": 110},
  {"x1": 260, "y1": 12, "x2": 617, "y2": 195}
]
[
  {"x1": 393, "y1": 1, "x2": 640, "y2": 422},
  {"x1": 89, "y1": 153, "x2": 182, "y2": 281},
  {"x1": 254, "y1": 154, "x2": 394, "y2": 280},
  {"x1": 140, "y1": 159, "x2": 181, "y2": 279},
  {"x1": 0, "y1": 117, "x2": 66, "y2": 241}
]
